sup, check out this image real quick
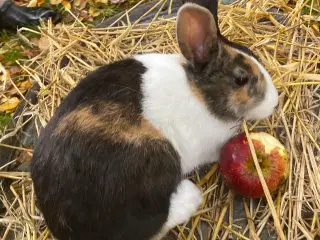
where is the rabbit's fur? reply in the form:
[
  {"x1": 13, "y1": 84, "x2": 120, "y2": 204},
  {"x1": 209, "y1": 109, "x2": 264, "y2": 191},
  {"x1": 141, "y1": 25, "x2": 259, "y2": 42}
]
[{"x1": 31, "y1": 2, "x2": 278, "y2": 240}]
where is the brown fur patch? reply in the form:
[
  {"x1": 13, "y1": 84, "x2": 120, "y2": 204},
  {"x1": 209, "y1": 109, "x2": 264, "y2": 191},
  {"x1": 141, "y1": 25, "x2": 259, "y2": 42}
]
[
  {"x1": 54, "y1": 103, "x2": 163, "y2": 144},
  {"x1": 230, "y1": 86, "x2": 251, "y2": 104},
  {"x1": 189, "y1": 82, "x2": 206, "y2": 104},
  {"x1": 55, "y1": 106, "x2": 101, "y2": 134},
  {"x1": 121, "y1": 117, "x2": 164, "y2": 142}
]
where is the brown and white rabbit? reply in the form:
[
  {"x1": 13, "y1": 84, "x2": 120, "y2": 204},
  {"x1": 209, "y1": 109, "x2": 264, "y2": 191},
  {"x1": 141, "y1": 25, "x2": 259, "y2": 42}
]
[{"x1": 30, "y1": 1, "x2": 278, "y2": 240}]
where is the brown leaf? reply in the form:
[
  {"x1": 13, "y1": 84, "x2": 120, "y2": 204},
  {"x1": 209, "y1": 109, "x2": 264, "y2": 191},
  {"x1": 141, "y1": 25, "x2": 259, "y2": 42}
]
[
  {"x1": 9, "y1": 66, "x2": 21, "y2": 77},
  {"x1": 0, "y1": 97, "x2": 20, "y2": 112},
  {"x1": 23, "y1": 48, "x2": 41, "y2": 58},
  {"x1": 27, "y1": 0, "x2": 37, "y2": 7},
  {"x1": 312, "y1": 24, "x2": 319, "y2": 36},
  {"x1": 6, "y1": 88, "x2": 18, "y2": 96},
  {"x1": 16, "y1": 150, "x2": 33, "y2": 164},
  {"x1": 95, "y1": 0, "x2": 108, "y2": 4},
  {"x1": 37, "y1": 35, "x2": 51, "y2": 51},
  {"x1": 110, "y1": 0, "x2": 125, "y2": 3},
  {"x1": 89, "y1": 7, "x2": 101, "y2": 17},
  {"x1": 74, "y1": 0, "x2": 88, "y2": 10},
  {"x1": 78, "y1": 10, "x2": 91, "y2": 21},
  {"x1": 0, "y1": 97, "x2": 7, "y2": 104},
  {"x1": 62, "y1": 0, "x2": 72, "y2": 10},
  {"x1": 37, "y1": 0, "x2": 45, "y2": 6},
  {"x1": 50, "y1": 0, "x2": 62, "y2": 5},
  {"x1": 19, "y1": 80, "x2": 32, "y2": 93}
]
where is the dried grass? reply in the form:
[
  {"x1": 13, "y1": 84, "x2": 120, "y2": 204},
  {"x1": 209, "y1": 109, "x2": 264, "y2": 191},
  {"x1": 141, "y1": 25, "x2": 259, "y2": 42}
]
[{"x1": 0, "y1": 0, "x2": 320, "y2": 239}]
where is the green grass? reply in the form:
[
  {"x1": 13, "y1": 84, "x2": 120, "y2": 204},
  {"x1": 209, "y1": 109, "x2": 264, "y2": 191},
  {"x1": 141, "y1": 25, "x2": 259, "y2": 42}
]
[
  {"x1": 2, "y1": 49, "x2": 23, "y2": 65},
  {"x1": 0, "y1": 112, "x2": 12, "y2": 132},
  {"x1": 21, "y1": 30, "x2": 41, "y2": 40},
  {"x1": 0, "y1": 30, "x2": 11, "y2": 42},
  {"x1": 96, "y1": 4, "x2": 122, "y2": 18},
  {"x1": 301, "y1": 0, "x2": 320, "y2": 15}
]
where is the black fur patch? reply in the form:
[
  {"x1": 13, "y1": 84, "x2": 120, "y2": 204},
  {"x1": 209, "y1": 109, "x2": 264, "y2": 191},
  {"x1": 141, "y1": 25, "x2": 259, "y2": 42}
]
[
  {"x1": 31, "y1": 58, "x2": 181, "y2": 240},
  {"x1": 220, "y1": 35, "x2": 259, "y2": 60}
]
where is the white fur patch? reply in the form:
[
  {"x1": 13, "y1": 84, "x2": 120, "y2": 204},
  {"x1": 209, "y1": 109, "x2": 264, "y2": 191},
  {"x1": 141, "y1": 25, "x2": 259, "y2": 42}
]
[
  {"x1": 150, "y1": 180, "x2": 202, "y2": 240},
  {"x1": 165, "y1": 179, "x2": 202, "y2": 228},
  {"x1": 134, "y1": 53, "x2": 239, "y2": 174}
]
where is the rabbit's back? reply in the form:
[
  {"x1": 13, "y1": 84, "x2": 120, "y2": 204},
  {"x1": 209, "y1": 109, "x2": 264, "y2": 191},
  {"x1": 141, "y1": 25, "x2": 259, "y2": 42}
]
[{"x1": 30, "y1": 58, "x2": 181, "y2": 240}]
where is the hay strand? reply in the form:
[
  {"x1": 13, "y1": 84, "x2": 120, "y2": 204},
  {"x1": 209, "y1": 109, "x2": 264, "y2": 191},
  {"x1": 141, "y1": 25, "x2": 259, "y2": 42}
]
[{"x1": 243, "y1": 122, "x2": 286, "y2": 240}]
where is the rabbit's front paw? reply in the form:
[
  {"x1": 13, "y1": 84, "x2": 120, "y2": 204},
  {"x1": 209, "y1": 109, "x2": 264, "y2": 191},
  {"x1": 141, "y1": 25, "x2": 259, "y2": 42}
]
[{"x1": 166, "y1": 179, "x2": 203, "y2": 228}]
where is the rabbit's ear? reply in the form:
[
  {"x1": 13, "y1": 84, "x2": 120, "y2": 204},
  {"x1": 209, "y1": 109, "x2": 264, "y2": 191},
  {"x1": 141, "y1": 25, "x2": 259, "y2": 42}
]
[
  {"x1": 176, "y1": 3, "x2": 218, "y2": 66},
  {"x1": 180, "y1": 0, "x2": 219, "y2": 31}
]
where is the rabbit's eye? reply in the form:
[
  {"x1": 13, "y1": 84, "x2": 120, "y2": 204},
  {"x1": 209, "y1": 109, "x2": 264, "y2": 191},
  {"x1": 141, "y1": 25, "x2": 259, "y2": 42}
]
[{"x1": 234, "y1": 77, "x2": 249, "y2": 86}]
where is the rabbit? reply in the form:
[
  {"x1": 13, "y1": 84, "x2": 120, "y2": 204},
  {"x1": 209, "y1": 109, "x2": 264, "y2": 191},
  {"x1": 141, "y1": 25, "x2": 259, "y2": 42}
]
[{"x1": 30, "y1": 1, "x2": 279, "y2": 240}]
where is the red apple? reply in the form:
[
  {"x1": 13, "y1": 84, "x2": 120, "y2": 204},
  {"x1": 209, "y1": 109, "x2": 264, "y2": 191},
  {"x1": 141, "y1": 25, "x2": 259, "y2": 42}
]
[{"x1": 219, "y1": 132, "x2": 289, "y2": 198}]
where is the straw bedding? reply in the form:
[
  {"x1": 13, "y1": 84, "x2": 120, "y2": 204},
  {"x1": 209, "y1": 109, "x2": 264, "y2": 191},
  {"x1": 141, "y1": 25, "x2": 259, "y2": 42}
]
[{"x1": 0, "y1": 0, "x2": 319, "y2": 239}]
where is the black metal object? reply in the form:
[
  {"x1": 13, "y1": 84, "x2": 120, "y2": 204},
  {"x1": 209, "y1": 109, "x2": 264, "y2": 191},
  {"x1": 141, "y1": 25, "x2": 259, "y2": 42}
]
[{"x1": 0, "y1": 0, "x2": 60, "y2": 30}]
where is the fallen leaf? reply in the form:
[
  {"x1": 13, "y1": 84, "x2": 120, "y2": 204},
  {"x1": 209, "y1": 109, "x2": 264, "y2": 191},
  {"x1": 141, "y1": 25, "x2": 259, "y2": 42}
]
[
  {"x1": 20, "y1": 79, "x2": 31, "y2": 87},
  {"x1": 6, "y1": 88, "x2": 18, "y2": 96},
  {"x1": 62, "y1": 0, "x2": 72, "y2": 9},
  {"x1": 9, "y1": 66, "x2": 21, "y2": 77},
  {"x1": 0, "y1": 97, "x2": 20, "y2": 112},
  {"x1": 78, "y1": 10, "x2": 91, "y2": 21},
  {"x1": 74, "y1": 0, "x2": 88, "y2": 9},
  {"x1": 27, "y1": 0, "x2": 37, "y2": 7},
  {"x1": 89, "y1": 7, "x2": 101, "y2": 17},
  {"x1": 23, "y1": 48, "x2": 41, "y2": 58},
  {"x1": 37, "y1": 0, "x2": 45, "y2": 5},
  {"x1": 50, "y1": 0, "x2": 62, "y2": 5},
  {"x1": 37, "y1": 35, "x2": 51, "y2": 51},
  {"x1": 17, "y1": 150, "x2": 33, "y2": 164},
  {"x1": 0, "y1": 97, "x2": 7, "y2": 104},
  {"x1": 19, "y1": 80, "x2": 32, "y2": 93},
  {"x1": 110, "y1": 0, "x2": 125, "y2": 3},
  {"x1": 312, "y1": 24, "x2": 319, "y2": 36},
  {"x1": 95, "y1": 0, "x2": 108, "y2": 4},
  {"x1": 30, "y1": 38, "x2": 40, "y2": 45}
]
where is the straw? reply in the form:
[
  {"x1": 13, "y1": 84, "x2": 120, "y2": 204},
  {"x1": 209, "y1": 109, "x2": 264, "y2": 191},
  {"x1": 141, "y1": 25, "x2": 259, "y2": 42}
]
[{"x1": 0, "y1": 0, "x2": 319, "y2": 239}]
